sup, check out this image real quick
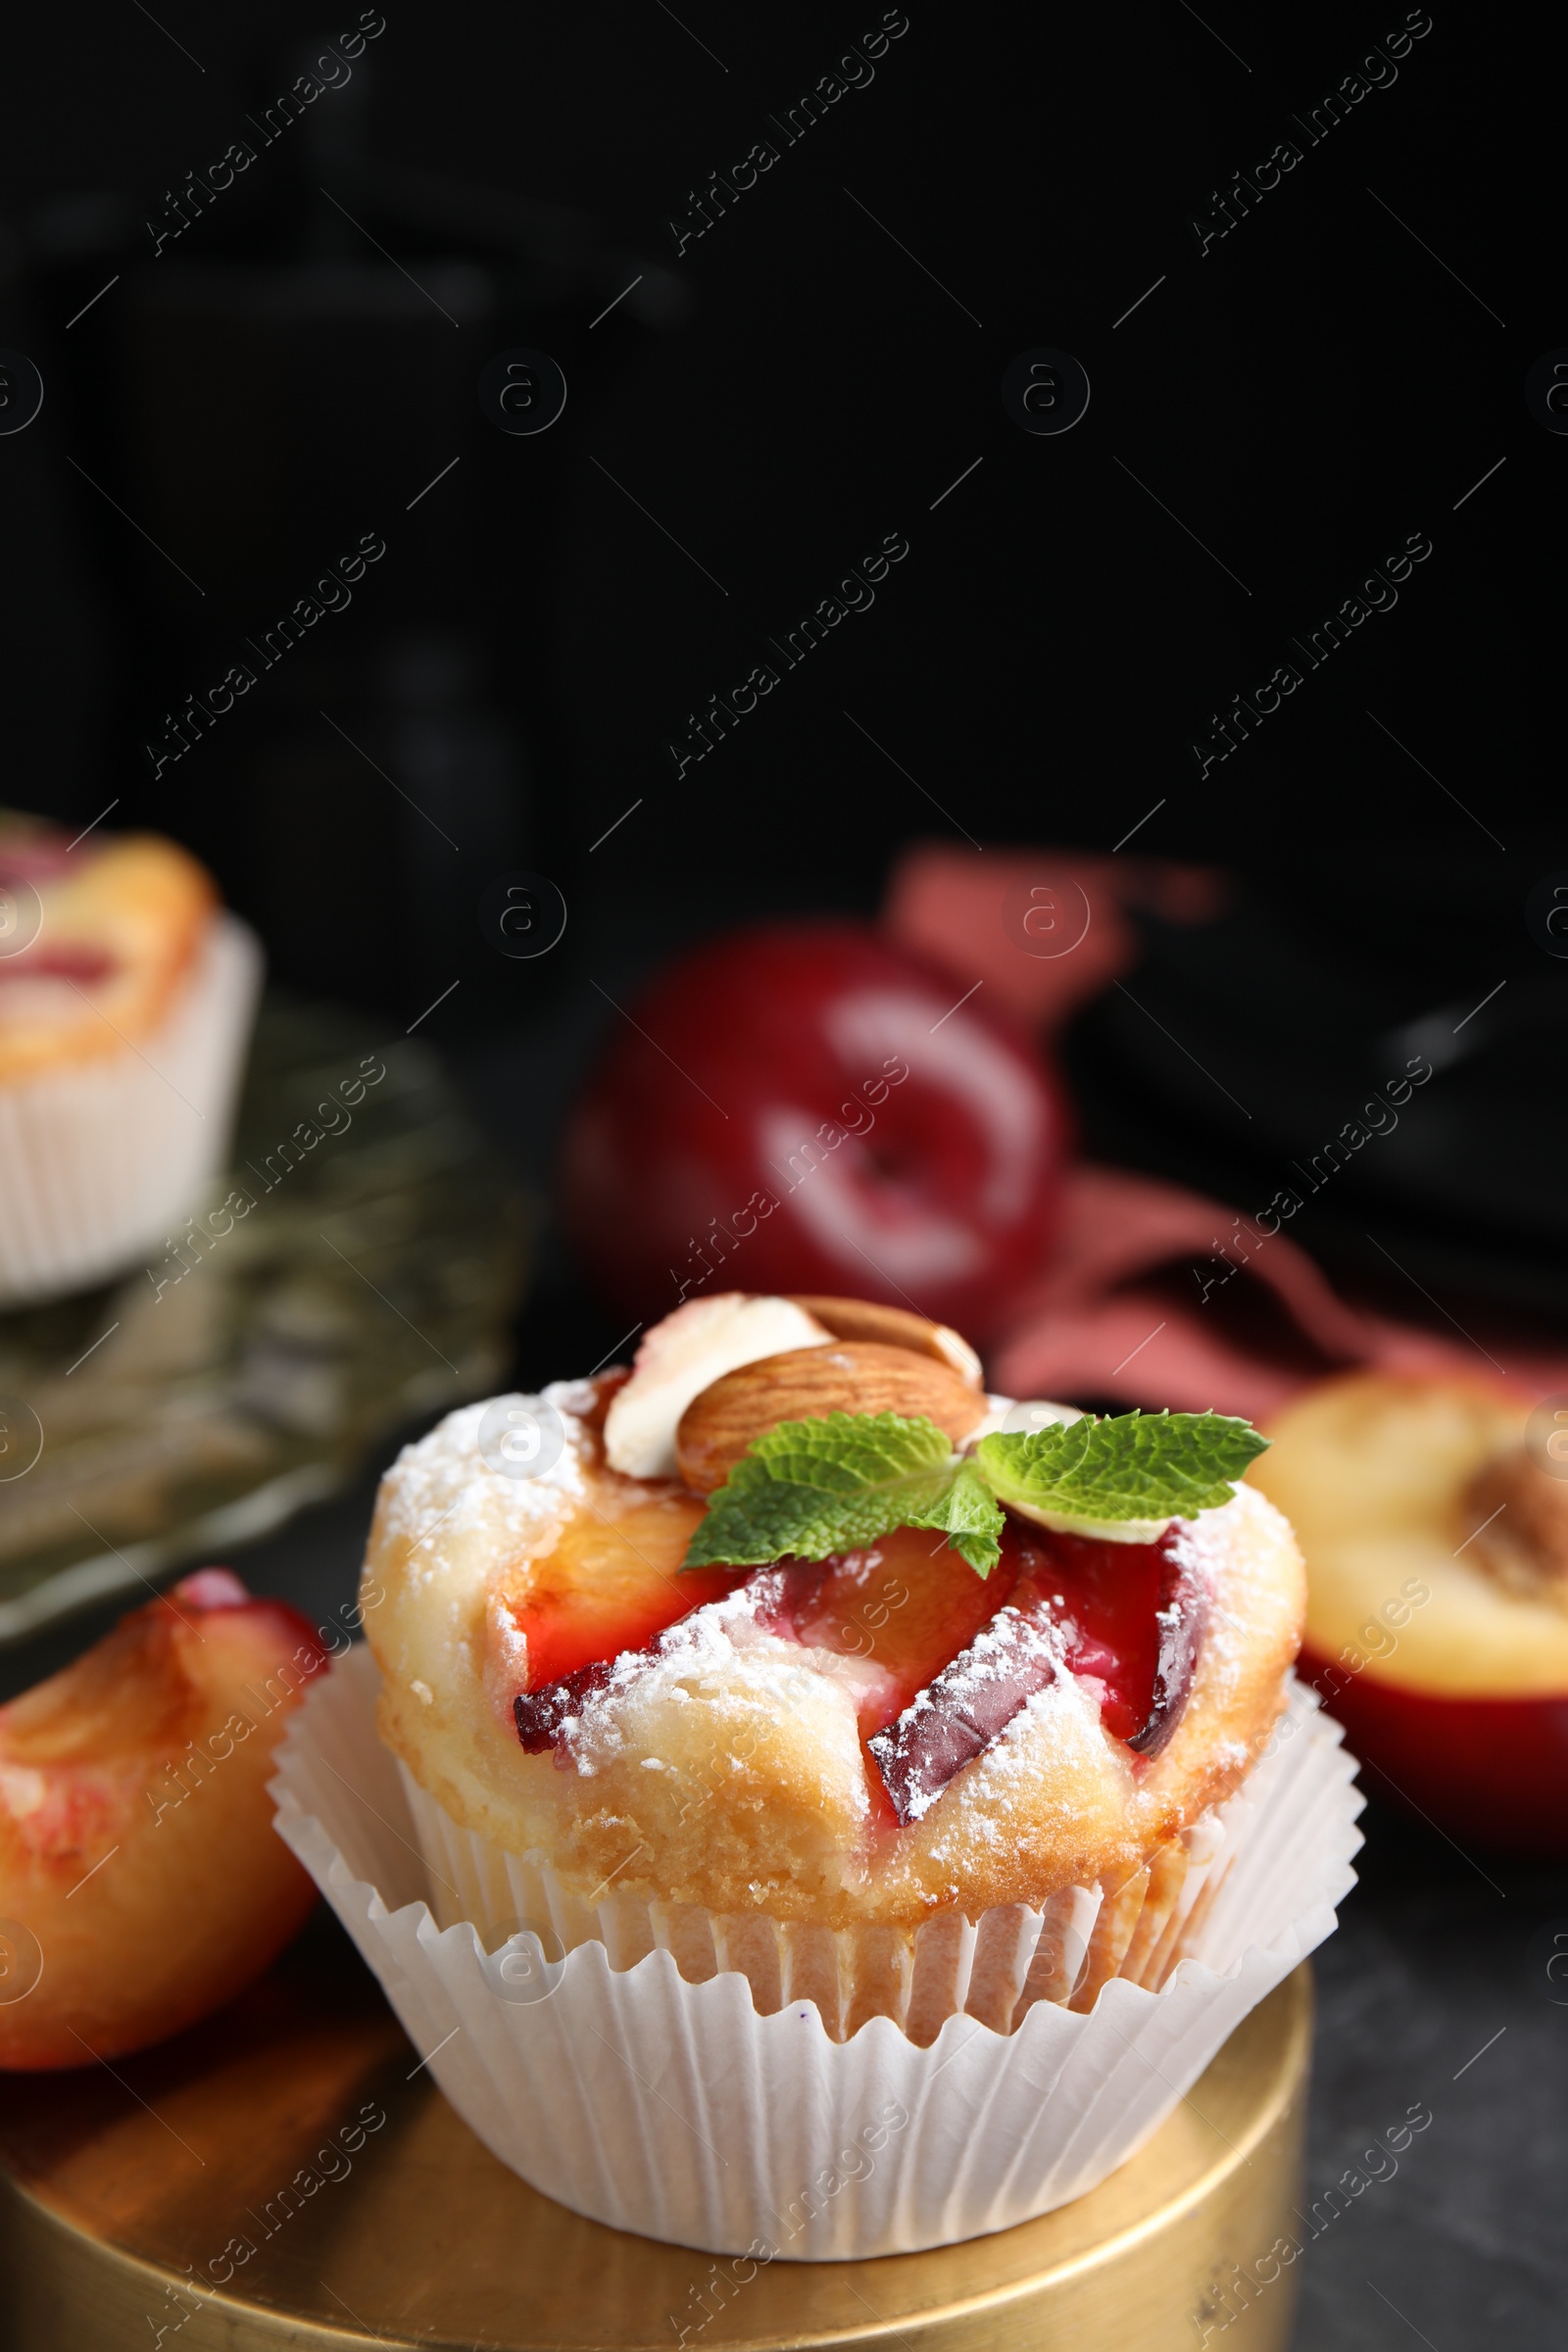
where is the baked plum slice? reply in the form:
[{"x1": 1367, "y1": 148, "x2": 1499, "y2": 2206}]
[
  {"x1": 866, "y1": 1521, "x2": 1208, "y2": 1823},
  {"x1": 867, "y1": 1600, "x2": 1062, "y2": 1825},
  {"x1": 512, "y1": 1503, "x2": 1209, "y2": 1820}
]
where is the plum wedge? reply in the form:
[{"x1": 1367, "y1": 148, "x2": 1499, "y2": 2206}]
[
  {"x1": 868, "y1": 1523, "x2": 1209, "y2": 1821},
  {"x1": 0, "y1": 1570, "x2": 326, "y2": 2069},
  {"x1": 868, "y1": 1602, "x2": 1064, "y2": 1825},
  {"x1": 1127, "y1": 1543, "x2": 1210, "y2": 1759}
]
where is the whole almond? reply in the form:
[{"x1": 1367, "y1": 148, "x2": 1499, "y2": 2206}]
[
  {"x1": 787, "y1": 1295, "x2": 982, "y2": 1385},
  {"x1": 676, "y1": 1342, "x2": 986, "y2": 1494}
]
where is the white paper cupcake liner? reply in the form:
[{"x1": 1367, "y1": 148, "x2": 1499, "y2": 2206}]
[
  {"x1": 397, "y1": 1762, "x2": 1231, "y2": 2042},
  {"x1": 0, "y1": 914, "x2": 262, "y2": 1307},
  {"x1": 271, "y1": 1646, "x2": 1361, "y2": 2259}
]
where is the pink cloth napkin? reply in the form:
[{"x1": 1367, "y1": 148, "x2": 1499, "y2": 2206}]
[
  {"x1": 884, "y1": 840, "x2": 1227, "y2": 1031},
  {"x1": 885, "y1": 845, "x2": 1565, "y2": 1417},
  {"x1": 990, "y1": 1161, "x2": 1557, "y2": 1420}
]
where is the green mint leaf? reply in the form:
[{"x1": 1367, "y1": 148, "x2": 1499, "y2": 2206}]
[
  {"x1": 900, "y1": 1459, "x2": 1004, "y2": 1577},
  {"x1": 682, "y1": 1411, "x2": 1003, "y2": 1577},
  {"x1": 974, "y1": 1409, "x2": 1268, "y2": 1527}
]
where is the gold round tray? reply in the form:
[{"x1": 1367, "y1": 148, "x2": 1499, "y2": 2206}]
[{"x1": 0, "y1": 1927, "x2": 1310, "y2": 2351}]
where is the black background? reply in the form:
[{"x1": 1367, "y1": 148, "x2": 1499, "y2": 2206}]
[
  {"x1": 1, "y1": 3, "x2": 1563, "y2": 2344},
  {"x1": 1, "y1": 0, "x2": 1551, "y2": 998}
]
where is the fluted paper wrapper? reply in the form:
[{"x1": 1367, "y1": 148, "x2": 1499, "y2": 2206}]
[
  {"x1": 398, "y1": 1765, "x2": 1214, "y2": 2043},
  {"x1": 271, "y1": 1645, "x2": 1360, "y2": 2260},
  {"x1": 0, "y1": 915, "x2": 262, "y2": 1307}
]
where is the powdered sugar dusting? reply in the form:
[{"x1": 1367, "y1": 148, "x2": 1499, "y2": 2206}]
[
  {"x1": 558, "y1": 1570, "x2": 797, "y2": 1765},
  {"x1": 552, "y1": 1566, "x2": 873, "y2": 1827},
  {"x1": 368, "y1": 1380, "x2": 1303, "y2": 1926},
  {"x1": 870, "y1": 1604, "x2": 1068, "y2": 1824},
  {"x1": 378, "y1": 1382, "x2": 592, "y2": 1583},
  {"x1": 368, "y1": 1385, "x2": 599, "y2": 1741},
  {"x1": 1176, "y1": 1484, "x2": 1284, "y2": 1699}
]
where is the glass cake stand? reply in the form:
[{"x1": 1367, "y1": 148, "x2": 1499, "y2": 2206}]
[{"x1": 0, "y1": 999, "x2": 528, "y2": 1643}]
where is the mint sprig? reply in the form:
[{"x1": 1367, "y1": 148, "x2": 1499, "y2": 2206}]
[
  {"x1": 975, "y1": 1410, "x2": 1268, "y2": 1528},
  {"x1": 682, "y1": 1406, "x2": 1266, "y2": 1580},
  {"x1": 683, "y1": 1412, "x2": 1005, "y2": 1577}
]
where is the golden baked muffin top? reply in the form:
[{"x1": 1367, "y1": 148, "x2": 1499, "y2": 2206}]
[
  {"x1": 0, "y1": 814, "x2": 219, "y2": 1084},
  {"x1": 364, "y1": 1297, "x2": 1304, "y2": 1930}
]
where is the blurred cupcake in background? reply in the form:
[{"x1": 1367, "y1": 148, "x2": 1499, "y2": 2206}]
[{"x1": 0, "y1": 810, "x2": 262, "y2": 1306}]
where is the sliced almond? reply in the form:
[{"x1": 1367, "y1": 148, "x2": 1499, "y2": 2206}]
[
  {"x1": 787, "y1": 1295, "x2": 982, "y2": 1386},
  {"x1": 676, "y1": 1341, "x2": 987, "y2": 1495},
  {"x1": 604, "y1": 1294, "x2": 833, "y2": 1480}
]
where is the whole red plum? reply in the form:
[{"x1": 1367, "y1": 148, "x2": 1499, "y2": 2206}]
[{"x1": 560, "y1": 922, "x2": 1071, "y2": 1343}]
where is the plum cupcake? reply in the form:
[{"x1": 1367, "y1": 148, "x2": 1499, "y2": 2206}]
[
  {"x1": 276, "y1": 1293, "x2": 1361, "y2": 2255},
  {"x1": 0, "y1": 809, "x2": 261, "y2": 1305}
]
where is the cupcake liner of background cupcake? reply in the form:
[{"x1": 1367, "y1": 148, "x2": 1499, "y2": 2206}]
[
  {"x1": 271, "y1": 1645, "x2": 1362, "y2": 2260},
  {"x1": 0, "y1": 915, "x2": 262, "y2": 1308}
]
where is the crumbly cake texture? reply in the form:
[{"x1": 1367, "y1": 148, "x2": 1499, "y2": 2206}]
[
  {"x1": 365, "y1": 1384, "x2": 1304, "y2": 1931},
  {"x1": 0, "y1": 831, "x2": 218, "y2": 1085}
]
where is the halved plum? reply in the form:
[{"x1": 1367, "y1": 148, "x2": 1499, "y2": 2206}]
[{"x1": 1250, "y1": 1370, "x2": 1568, "y2": 1852}]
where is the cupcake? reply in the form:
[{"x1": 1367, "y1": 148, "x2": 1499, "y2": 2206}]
[
  {"x1": 275, "y1": 1291, "x2": 1360, "y2": 2257},
  {"x1": 0, "y1": 809, "x2": 262, "y2": 1306}
]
